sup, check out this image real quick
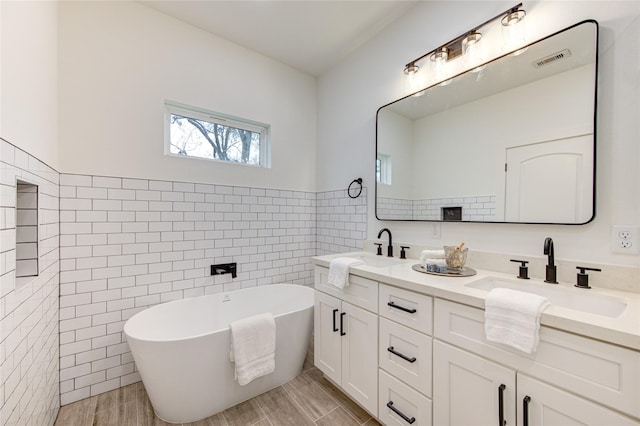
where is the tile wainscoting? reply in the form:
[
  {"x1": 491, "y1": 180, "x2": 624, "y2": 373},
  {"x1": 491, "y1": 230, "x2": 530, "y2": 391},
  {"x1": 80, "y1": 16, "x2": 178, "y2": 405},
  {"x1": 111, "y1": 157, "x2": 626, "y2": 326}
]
[{"x1": 0, "y1": 139, "x2": 61, "y2": 425}]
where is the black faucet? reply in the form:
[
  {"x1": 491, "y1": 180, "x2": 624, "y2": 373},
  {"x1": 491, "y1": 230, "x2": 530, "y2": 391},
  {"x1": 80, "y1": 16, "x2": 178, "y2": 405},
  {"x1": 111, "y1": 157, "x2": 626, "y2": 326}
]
[
  {"x1": 211, "y1": 262, "x2": 237, "y2": 279},
  {"x1": 377, "y1": 228, "x2": 393, "y2": 257},
  {"x1": 543, "y1": 237, "x2": 557, "y2": 284}
]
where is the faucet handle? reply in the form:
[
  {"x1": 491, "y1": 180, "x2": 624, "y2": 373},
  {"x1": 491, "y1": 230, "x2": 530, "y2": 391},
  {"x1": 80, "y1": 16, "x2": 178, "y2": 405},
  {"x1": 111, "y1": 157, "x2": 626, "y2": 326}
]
[
  {"x1": 374, "y1": 243, "x2": 383, "y2": 256},
  {"x1": 510, "y1": 259, "x2": 530, "y2": 280},
  {"x1": 400, "y1": 246, "x2": 410, "y2": 259},
  {"x1": 575, "y1": 266, "x2": 601, "y2": 289}
]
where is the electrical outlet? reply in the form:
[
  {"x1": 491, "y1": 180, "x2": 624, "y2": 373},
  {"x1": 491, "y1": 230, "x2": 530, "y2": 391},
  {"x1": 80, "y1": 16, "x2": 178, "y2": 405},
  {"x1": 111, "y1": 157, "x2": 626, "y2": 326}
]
[{"x1": 611, "y1": 225, "x2": 640, "y2": 254}]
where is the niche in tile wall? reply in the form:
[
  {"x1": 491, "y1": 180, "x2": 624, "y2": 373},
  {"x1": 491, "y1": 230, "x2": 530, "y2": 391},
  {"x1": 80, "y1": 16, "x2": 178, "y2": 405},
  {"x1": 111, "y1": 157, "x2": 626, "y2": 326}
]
[{"x1": 16, "y1": 180, "x2": 39, "y2": 278}]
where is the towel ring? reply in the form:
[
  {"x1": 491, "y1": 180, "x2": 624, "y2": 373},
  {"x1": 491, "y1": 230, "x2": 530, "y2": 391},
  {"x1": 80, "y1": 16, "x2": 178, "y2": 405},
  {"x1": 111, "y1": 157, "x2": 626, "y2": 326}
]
[{"x1": 347, "y1": 178, "x2": 363, "y2": 199}]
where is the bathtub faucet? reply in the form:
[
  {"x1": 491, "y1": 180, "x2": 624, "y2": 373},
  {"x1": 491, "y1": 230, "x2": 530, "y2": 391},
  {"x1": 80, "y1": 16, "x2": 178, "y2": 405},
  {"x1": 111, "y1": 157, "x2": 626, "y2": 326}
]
[{"x1": 211, "y1": 262, "x2": 237, "y2": 279}]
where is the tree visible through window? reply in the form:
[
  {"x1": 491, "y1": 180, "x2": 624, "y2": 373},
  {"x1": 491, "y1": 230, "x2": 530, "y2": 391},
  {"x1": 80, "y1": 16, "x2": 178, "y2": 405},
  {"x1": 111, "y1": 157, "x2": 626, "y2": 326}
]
[{"x1": 166, "y1": 102, "x2": 269, "y2": 167}]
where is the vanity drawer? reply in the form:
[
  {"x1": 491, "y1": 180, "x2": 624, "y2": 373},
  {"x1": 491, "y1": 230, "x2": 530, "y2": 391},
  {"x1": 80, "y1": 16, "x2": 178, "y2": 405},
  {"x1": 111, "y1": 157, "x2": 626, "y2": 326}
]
[
  {"x1": 379, "y1": 317, "x2": 432, "y2": 397},
  {"x1": 378, "y1": 369, "x2": 432, "y2": 426},
  {"x1": 434, "y1": 298, "x2": 640, "y2": 419},
  {"x1": 379, "y1": 283, "x2": 433, "y2": 335},
  {"x1": 314, "y1": 266, "x2": 378, "y2": 313}
]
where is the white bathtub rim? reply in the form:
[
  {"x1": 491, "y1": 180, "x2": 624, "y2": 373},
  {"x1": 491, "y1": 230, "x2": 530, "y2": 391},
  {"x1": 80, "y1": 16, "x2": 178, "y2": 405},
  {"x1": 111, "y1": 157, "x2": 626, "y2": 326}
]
[{"x1": 123, "y1": 283, "x2": 313, "y2": 343}]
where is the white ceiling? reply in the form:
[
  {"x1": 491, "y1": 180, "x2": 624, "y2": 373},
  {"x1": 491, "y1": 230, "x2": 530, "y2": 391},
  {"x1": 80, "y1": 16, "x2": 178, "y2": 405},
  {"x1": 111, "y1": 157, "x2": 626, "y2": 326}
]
[{"x1": 140, "y1": 0, "x2": 417, "y2": 76}]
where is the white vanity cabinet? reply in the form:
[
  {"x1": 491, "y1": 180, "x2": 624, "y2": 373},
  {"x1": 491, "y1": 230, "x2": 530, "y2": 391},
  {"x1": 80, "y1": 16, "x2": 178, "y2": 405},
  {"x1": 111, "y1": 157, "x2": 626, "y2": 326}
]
[
  {"x1": 433, "y1": 298, "x2": 640, "y2": 426},
  {"x1": 313, "y1": 267, "x2": 379, "y2": 415},
  {"x1": 378, "y1": 284, "x2": 433, "y2": 426},
  {"x1": 312, "y1": 256, "x2": 640, "y2": 426}
]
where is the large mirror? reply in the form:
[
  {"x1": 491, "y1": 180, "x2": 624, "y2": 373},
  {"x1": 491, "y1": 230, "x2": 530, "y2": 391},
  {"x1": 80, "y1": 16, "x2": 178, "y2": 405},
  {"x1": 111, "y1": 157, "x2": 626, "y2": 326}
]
[{"x1": 376, "y1": 21, "x2": 597, "y2": 224}]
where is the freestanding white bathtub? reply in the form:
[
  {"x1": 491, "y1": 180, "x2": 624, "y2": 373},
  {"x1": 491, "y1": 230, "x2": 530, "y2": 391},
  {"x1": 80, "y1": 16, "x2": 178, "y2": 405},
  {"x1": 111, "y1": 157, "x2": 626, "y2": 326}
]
[{"x1": 123, "y1": 284, "x2": 314, "y2": 423}]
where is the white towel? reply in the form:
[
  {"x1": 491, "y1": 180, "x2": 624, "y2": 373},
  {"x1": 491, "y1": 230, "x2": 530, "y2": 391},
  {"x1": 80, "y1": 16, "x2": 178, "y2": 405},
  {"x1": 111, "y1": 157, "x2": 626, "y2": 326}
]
[
  {"x1": 420, "y1": 249, "x2": 446, "y2": 265},
  {"x1": 229, "y1": 313, "x2": 276, "y2": 385},
  {"x1": 328, "y1": 257, "x2": 364, "y2": 289},
  {"x1": 484, "y1": 288, "x2": 550, "y2": 354}
]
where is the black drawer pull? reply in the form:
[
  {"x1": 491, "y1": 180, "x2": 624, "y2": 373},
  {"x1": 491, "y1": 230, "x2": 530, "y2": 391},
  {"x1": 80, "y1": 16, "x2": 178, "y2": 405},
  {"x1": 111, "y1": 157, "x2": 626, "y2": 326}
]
[
  {"x1": 386, "y1": 401, "x2": 415, "y2": 424},
  {"x1": 387, "y1": 301, "x2": 417, "y2": 314},
  {"x1": 387, "y1": 346, "x2": 417, "y2": 363},
  {"x1": 523, "y1": 396, "x2": 531, "y2": 426},
  {"x1": 340, "y1": 312, "x2": 346, "y2": 336},
  {"x1": 498, "y1": 384, "x2": 506, "y2": 426},
  {"x1": 332, "y1": 309, "x2": 339, "y2": 332}
]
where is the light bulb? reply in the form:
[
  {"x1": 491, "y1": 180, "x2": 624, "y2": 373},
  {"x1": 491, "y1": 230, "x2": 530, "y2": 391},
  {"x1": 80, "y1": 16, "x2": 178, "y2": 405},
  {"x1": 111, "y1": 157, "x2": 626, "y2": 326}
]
[
  {"x1": 430, "y1": 48, "x2": 450, "y2": 86},
  {"x1": 403, "y1": 63, "x2": 425, "y2": 96},
  {"x1": 462, "y1": 32, "x2": 486, "y2": 73},
  {"x1": 501, "y1": 9, "x2": 526, "y2": 54}
]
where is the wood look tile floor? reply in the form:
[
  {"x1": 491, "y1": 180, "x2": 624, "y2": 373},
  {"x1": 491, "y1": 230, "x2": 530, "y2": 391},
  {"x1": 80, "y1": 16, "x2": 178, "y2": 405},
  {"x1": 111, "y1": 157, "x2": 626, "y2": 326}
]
[{"x1": 54, "y1": 366, "x2": 381, "y2": 426}]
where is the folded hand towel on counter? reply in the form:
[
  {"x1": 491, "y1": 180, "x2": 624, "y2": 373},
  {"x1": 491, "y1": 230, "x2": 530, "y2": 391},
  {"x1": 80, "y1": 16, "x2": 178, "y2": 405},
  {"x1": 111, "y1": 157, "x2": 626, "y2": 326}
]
[
  {"x1": 328, "y1": 257, "x2": 364, "y2": 289},
  {"x1": 484, "y1": 288, "x2": 550, "y2": 354},
  {"x1": 423, "y1": 258, "x2": 447, "y2": 267},
  {"x1": 420, "y1": 249, "x2": 446, "y2": 265},
  {"x1": 230, "y1": 313, "x2": 276, "y2": 386}
]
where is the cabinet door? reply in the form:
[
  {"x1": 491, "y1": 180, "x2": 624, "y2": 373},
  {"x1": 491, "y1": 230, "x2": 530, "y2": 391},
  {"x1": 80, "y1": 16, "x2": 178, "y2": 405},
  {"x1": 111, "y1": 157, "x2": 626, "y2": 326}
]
[
  {"x1": 433, "y1": 341, "x2": 516, "y2": 426},
  {"x1": 314, "y1": 291, "x2": 342, "y2": 384},
  {"x1": 342, "y1": 301, "x2": 378, "y2": 416},
  {"x1": 517, "y1": 374, "x2": 640, "y2": 426}
]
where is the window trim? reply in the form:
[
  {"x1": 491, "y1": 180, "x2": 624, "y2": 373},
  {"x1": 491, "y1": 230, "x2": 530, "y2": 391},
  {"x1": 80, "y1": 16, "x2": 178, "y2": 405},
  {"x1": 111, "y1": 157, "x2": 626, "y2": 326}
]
[{"x1": 164, "y1": 100, "x2": 271, "y2": 168}]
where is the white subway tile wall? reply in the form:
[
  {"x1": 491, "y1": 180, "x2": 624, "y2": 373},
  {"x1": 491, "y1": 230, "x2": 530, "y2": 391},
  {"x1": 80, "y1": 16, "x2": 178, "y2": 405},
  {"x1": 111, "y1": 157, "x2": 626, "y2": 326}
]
[
  {"x1": 0, "y1": 139, "x2": 60, "y2": 426},
  {"x1": 58, "y1": 174, "x2": 324, "y2": 405},
  {"x1": 376, "y1": 197, "x2": 412, "y2": 220},
  {"x1": 413, "y1": 195, "x2": 496, "y2": 221},
  {"x1": 377, "y1": 195, "x2": 496, "y2": 221},
  {"x1": 316, "y1": 188, "x2": 367, "y2": 255}
]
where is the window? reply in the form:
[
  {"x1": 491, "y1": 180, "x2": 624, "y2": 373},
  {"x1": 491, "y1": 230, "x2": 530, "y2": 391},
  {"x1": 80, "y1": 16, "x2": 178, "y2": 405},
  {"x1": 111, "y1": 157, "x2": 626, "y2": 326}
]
[
  {"x1": 376, "y1": 154, "x2": 392, "y2": 185},
  {"x1": 165, "y1": 101, "x2": 270, "y2": 167}
]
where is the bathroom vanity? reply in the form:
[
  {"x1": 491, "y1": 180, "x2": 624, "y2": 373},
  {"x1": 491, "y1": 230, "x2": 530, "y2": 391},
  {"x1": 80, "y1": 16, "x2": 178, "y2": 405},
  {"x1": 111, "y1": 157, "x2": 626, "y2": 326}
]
[{"x1": 312, "y1": 252, "x2": 640, "y2": 426}]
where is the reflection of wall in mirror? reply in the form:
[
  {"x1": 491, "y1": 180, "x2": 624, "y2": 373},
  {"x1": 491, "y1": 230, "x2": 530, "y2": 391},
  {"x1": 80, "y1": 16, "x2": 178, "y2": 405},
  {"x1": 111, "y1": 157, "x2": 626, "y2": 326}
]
[
  {"x1": 410, "y1": 64, "x2": 593, "y2": 221},
  {"x1": 377, "y1": 108, "x2": 413, "y2": 200}
]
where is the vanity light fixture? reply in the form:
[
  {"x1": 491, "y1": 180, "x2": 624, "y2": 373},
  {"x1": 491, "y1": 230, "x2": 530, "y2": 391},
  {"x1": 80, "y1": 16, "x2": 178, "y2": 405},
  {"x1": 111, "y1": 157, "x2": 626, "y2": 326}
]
[
  {"x1": 462, "y1": 31, "x2": 486, "y2": 73},
  {"x1": 402, "y1": 3, "x2": 525, "y2": 91},
  {"x1": 403, "y1": 62, "x2": 425, "y2": 96},
  {"x1": 501, "y1": 7, "x2": 527, "y2": 54},
  {"x1": 430, "y1": 48, "x2": 451, "y2": 86}
]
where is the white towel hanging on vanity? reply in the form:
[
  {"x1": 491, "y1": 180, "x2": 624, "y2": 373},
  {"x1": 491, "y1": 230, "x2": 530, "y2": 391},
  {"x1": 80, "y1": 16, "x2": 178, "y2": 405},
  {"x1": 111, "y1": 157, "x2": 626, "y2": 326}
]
[{"x1": 484, "y1": 288, "x2": 550, "y2": 354}]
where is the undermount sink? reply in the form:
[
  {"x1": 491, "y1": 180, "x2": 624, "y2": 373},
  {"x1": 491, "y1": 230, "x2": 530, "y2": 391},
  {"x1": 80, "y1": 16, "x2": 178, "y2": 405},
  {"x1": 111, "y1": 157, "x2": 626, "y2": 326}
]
[
  {"x1": 344, "y1": 254, "x2": 406, "y2": 268},
  {"x1": 466, "y1": 277, "x2": 628, "y2": 318}
]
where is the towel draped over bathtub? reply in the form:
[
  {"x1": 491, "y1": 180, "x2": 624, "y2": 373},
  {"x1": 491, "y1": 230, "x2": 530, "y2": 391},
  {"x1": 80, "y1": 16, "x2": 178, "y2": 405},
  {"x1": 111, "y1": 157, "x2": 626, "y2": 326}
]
[{"x1": 229, "y1": 312, "x2": 276, "y2": 385}]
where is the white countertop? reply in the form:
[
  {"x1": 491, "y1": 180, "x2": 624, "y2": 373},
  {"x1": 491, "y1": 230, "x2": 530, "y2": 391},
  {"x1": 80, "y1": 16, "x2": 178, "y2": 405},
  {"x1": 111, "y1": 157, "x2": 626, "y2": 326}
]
[{"x1": 311, "y1": 251, "x2": 640, "y2": 351}]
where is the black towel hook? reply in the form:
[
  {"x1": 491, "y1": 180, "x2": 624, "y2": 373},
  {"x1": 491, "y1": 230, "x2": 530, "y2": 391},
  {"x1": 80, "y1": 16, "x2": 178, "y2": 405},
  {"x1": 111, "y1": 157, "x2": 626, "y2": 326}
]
[{"x1": 347, "y1": 178, "x2": 363, "y2": 199}]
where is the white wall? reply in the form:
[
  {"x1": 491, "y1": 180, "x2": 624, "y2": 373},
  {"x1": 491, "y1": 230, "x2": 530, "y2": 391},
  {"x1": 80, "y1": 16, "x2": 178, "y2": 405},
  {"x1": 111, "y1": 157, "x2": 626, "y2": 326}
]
[
  {"x1": 376, "y1": 108, "x2": 413, "y2": 199},
  {"x1": 317, "y1": 1, "x2": 640, "y2": 267},
  {"x1": 412, "y1": 65, "x2": 591, "y2": 200},
  {"x1": 0, "y1": 1, "x2": 59, "y2": 169},
  {"x1": 58, "y1": 1, "x2": 316, "y2": 192}
]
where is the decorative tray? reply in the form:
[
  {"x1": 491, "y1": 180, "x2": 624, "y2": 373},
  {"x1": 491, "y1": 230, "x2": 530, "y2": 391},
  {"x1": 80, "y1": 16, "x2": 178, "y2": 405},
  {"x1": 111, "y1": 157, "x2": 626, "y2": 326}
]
[{"x1": 411, "y1": 264, "x2": 477, "y2": 277}]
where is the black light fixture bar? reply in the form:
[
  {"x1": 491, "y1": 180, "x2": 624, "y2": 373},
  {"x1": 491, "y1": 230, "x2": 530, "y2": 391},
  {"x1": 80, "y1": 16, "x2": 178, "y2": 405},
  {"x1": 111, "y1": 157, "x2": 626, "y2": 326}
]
[{"x1": 404, "y1": 3, "x2": 523, "y2": 70}]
